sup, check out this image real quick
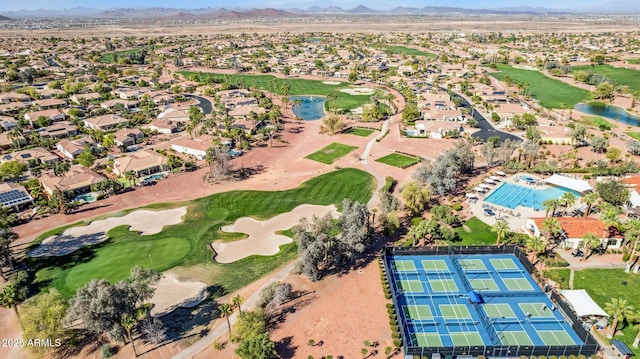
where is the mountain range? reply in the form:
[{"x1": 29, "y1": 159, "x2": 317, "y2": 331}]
[{"x1": 1, "y1": 1, "x2": 640, "y2": 19}]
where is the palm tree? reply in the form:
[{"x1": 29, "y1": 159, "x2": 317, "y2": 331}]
[
  {"x1": 581, "y1": 233, "x2": 601, "y2": 261},
  {"x1": 624, "y1": 219, "x2": 640, "y2": 272},
  {"x1": 124, "y1": 171, "x2": 138, "y2": 187},
  {"x1": 542, "y1": 217, "x2": 562, "y2": 247},
  {"x1": 561, "y1": 192, "x2": 576, "y2": 216},
  {"x1": 218, "y1": 303, "x2": 233, "y2": 337},
  {"x1": 601, "y1": 205, "x2": 621, "y2": 246},
  {"x1": 542, "y1": 198, "x2": 561, "y2": 217},
  {"x1": 631, "y1": 311, "x2": 640, "y2": 348},
  {"x1": 582, "y1": 192, "x2": 599, "y2": 217},
  {"x1": 400, "y1": 181, "x2": 430, "y2": 214},
  {"x1": 605, "y1": 297, "x2": 636, "y2": 339},
  {"x1": 121, "y1": 314, "x2": 138, "y2": 357},
  {"x1": 491, "y1": 220, "x2": 510, "y2": 245},
  {"x1": 231, "y1": 295, "x2": 244, "y2": 315},
  {"x1": 0, "y1": 283, "x2": 24, "y2": 328}
]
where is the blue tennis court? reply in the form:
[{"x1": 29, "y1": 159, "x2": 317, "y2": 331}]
[{"x1": 386, "y1": 251, "x2": 586, "y2": 355}]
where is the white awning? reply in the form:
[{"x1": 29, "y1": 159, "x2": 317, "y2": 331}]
[
  {"x1": 559, "y1": 289, "x2": 609, "y2": 317},
  {"x1": 490, "y1": 176, "x2": 501, "y2": 181},
  {"x1": 465, "y1": 193, "x2": 477, "y2": 198},
  {"x1": 474, "y1": 186, "x2": 486, "y2": 192},
  {"x1": 485, "y1": 179, "x2": 496, "y2": 184},
  {"x1": 629, "y1": 189, "x2": 640, "y2": 208},
  {"x1": 496, "y1": 171, "x2": 506, "y2": 176},
  {"x1": 545, "y1": 174, "x2": 593, "y2": 194}
]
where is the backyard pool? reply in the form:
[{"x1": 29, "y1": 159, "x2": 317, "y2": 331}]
[
  {"x1": 229, "y1": 149, "x2": 242, "y2": 157},
  {"x1": 143, "y1": 173, "x2": 165, "y2": 182},
  {"x1": 485, "y1": 182, "x2": 579, "y2": 210},
  {"x1": 73, "y1": 193, "x2": 97, "y2": 203},
  {"x1": 290, "y1": 95, "x2": 326, "y2": 121}
]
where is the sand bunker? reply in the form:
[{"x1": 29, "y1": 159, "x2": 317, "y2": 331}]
[
  {"x1": 30, "y1": 207, "x2": 188, "y2": 257},
  {"x1": 150, "y1": 272, "x2": 208, "y2": 317},
  {"x1": 340, "y1": 87, "x2": 375, "y2": 95},
  {"x1": 212, "y1": 204, "x2": 339, "y2": 263},
  {"x1": 322, "y1": 81, "x2": 341, "y2": 85}
]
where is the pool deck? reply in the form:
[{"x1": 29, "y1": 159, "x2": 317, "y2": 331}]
[{"x1": 467, "y1": 173, "x2": 582, "y2": 232}]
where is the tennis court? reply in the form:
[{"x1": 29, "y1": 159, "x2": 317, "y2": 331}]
[
  {"x1": 421, "y1": 259, "x2": 449, "y2": 271},
  {"x1": 490, "y1": 258, "x2": 519, "y2": 270},
  {"x1": 459, "y1": 258, "x2": 487, "y2": 271},
  {"x1": 404, "y1": 305, "x2": 434, "y2": 320},
  {"x1": 519, "y1": 303, "x2": 556, "y2": 318},
  {"x1": 430, "y1": 279, "x2": 459, "y2": 292},
  {"x1": 470, "y1": 278, "x2": 499, "y2": 291},
  {"x1": 385, "y1": 252, "x2": 589, "y2": 356},
  {"x1": 399, "y1": 279, "x2": 424, "y2": 293},
  {"x1": 502, "y1": 278, "x2": 534, "y2": 291},
  {"x1": 394, "y1": 259, "x2": 417, "y2": 271},
  {"x1": 483, "y1": 303, "x2": 516, "y2": 318}
]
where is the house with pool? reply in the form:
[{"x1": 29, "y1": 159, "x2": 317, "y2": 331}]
[{"x1": 526, "y1": 217, "x2": 624, "y2": 250}]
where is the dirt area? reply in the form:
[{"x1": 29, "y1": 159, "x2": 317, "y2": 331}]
[
  {"x1": 213, "y1": 204, "x2": 338, "y2": 263},
  {"x1": 29, "y1": 207, "x2": 187, "y2": 257}
]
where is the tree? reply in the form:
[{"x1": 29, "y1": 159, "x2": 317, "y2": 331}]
[
  {"x1": 491, "y1": 220, "x2": 510, "y2": 245},
  {"x1": 628, "y1": 140, "x2": 640, "y2": 156},
  {"x1": 77, "y1": 150, "x2": 96, "y2": 168},
  {"x1": 320, "y1": 114, "x2": 345, "y2": 135},
  {"x1": 235, "y1": 332, "x2": 278, "y2": 359},
  {"x1": 125, "y1": 170, "x2": 138, "y2": 187},
  {"x1": 581, "y1": 233, "x2": 601, "y2": 261},
  {"x1": 582, "y1": 192, "x2": 600, "y2": 217},
  {"x1": 542, "y1": 198, "x2": 561, "y2": 218},
  {"x1": 605, "y1": 297, "x2": 636, "y2": 338},
  {"x1": 53, "y1": 161, "x2": 70, "y2": 176},
  {"x1": 624, "y1": 219, "x2": 640, "y2": 271},
  {"x1": 525, "y1": 126, "x2": 541, "y2": 143},
  {"x1": 400, "y1": 181, "x2": 430, "y2": 214},
  {"x1": 402, "y1": 101, "x2": 421, "y2": 122},
  {"x1": 0, "y1": 283, "x2": 25, "y2": 324},
  {"x1": 21, "y1": 289, "x2": 69, "y2": 356},
  {"x1": 569, "y1": 124, "x2": 587, "y2": 146},
  {"x1": 121, "y1": 314, "x2": 139, "y2": 357},
  {"x1": 0, "y1": 160, "x2": 27, "y2": 181},
  {"x1": 361, "y1": 347, "x2": 368, "y2": 359},
  {"x1": 561, "y1": 192, "x2": 577, "y2": 216},
  {"x1": 219, "y1": 303, "x2": 233, "y2": 337},
  {"x1": 596, "y1": 178, "x2": 630, "y2": 206},
  {"x1": 232, "y1": 295, "x2": 244, "y2": 315},
  {"x1": 0, "y1": 207, "x2": 18, "y2": 279},
  {"x1": 542, "y1": 217, "x2": 562, "y2": 246},
  {"x1": 606, "y1": 147, "x2": 622, "y2": 162},
  {"x1": 590, "y1": 136, "x2": 609, "y2": 153},
  {"x1": 593, "y1": 82, "x2": 615, "y2": 101}
]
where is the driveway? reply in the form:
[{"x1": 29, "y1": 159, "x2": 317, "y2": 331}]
[
  {"x1": 456, "y1": 95, "x2": 521, "y2": 143},
  {"x1": 184, "y1": 94, "x2": 213, "y2": 115}
]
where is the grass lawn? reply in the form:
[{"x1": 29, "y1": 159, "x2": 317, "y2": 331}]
[
  {"x1": 346, "y1": 127, "x2": 375, "y2": 137},
  {"x1": 385, "y1": 45, "x2": 436, "y2": 58},
  {"x1": 573, "y1": 268, "x2": 640, "y2": 356},
  {"x1": 31, "y1": 169, "x2": 375, "y2": 297},
  {"x1": 178, "y1": 71, "x2": 371, "y2": 111},
  {"x1": 577, "y1": 115, "x2": 613, "y2": 130},
  {"x1": 572, "y1": 64, "x2": 640, "y2": 93},
  {"x1": 450, "y1": 217, "x2": 497, "y2": 245},
  {"x1": 627, "y1": 132, "x2": 640, "y2": 141},
  {"x1": 100, "y1": 48, "x2": 146, "y2": 63},
  {"x1": 375, "y1": 153, "x2": 419, "y2": 168},
  {"x1": 305, "y1": 143, "x2": 359, "y2": 164},
  {"x1": 489, "y1": 64, "x2": 591, "y2": 109}
]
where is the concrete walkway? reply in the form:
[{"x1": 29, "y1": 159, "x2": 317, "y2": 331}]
[{"x1": 362, "y1": 117, "x2": 390, "y2": 209}]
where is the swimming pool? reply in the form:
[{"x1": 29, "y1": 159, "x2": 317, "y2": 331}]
[
  {"x1": 520, "y1": 175, "x2": 537, "y2": 182},
  {"x1": 485, "y1": 182, "x2": 579, "y2": 210},
  {"x1": 73, "y1": 193, "x2": 96, "y2": 203},
  {"x1": 143, "y1": 173, "x2": 165, "y2": 182}
]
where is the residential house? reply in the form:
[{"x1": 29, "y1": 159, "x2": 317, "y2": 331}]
[
  {"x1": 84, "y1": 114, "x2": 128, "y2": 131},
  {"x1": 526, "y1": 217, "x2": 623, "y2": 250},
  {"x1": 70, "y1": 92, "x2": 102, "y2": 104},
  {"x1": 623, "y1": 175, "x2": 640, "y2": 209},
  {"x1": 100, "y1": 99, "x2": 140, "y2": 111},
  {"x1": 39, "y1": 165, "x2": 105, "y2": 196},
  {"x1": 0, "y1": 182, "x2": 33, "y2": 212},
  {"x1": 171, "y1": 134, "x2": 213, "y2": 160},
  {"x1": 33, "y1": 98, "x2": 67, "y2": 110},
  {"x1": 2, "y1": 147, "x2": 58, "y2": 167},
  {"x1": 0, "y1": 131, "x2": 26, "y2": 150},
  {"x1": 113, "y1": 150, "x2": 167, "y2": 177},
  {"x1": 145, "y1": 119, "x2": 179, "y2": 135},
  {"x1": 0, "y1": 92, "x2": 30, "y2": 103},
  {"x1": 41, "y1": 121, "x2": 78, "y2": 139},
  {"x1": 113, "y1": 128, "x2": 144, "y2": 147},
  {"x1": 228, "y1": 105, "x2": 265, "y2": 120},
  {"x1": 24, "y1": 108, "x2": 66, "y2": 126},
  {"x1": 56, "y1": 137, "x2": 94, "y2": 159},
  {"x1": 0, "y1": 115, "x2": 18, "y2": 131}
]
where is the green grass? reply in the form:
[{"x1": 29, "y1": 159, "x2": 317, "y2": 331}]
[
  {"x1": 489, "y1": 64, "x2": 591, "y2": 109},
  {"x1": 375, "y1": 153, "x2": 419, "y2": 168},
  {"x1": 577, "y1": 115, "x2": 613, "y2": 130},
  {"x1": 627, "y1": 132, "x2": 640, "y2": 141},
  {"x1": 572, "y1": 64, "x2": 640, "y2": 93},
  {"x1": 346, "y1": 127, "x2": 375, "y2": 137},
  {"x1": 305, "y1": 143, "x2": 358, "y2": 164},
  {"x1": 542, "y1": 268, "x2": 571, "y2": 289},
  {"x1": 573, "y1": 268, "x2": 640, "y2": 356},
  {"x1": 451, "y1": 217, "x2": 497, "y2": 245},
  {"x1": 177, "y1": 71, "x2": 371, "y2": 111},
  {"x1": 100, "y1": 48, "x2": 145, "y2": 63},
  {"x1": 385, "y1": 45, "x2": 436, "y2": 58},
  {"x1": 31, "y1": 169, "x2": 375, "y2": 297}
]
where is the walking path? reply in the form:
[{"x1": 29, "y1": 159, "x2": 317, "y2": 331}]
[{"x1": 362, "y1": 117, "x2": 389, "y2": 209}]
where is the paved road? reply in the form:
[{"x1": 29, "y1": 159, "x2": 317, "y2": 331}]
[
  {"x1": 361, "y1": 117, "x2": 389, "y2": 210},
  {"x1": 455, "y1": 94, "x2": 522, "y2": 143},
  {"x1": 184, "y1": 94, "x2": 213, "y2": 115}
]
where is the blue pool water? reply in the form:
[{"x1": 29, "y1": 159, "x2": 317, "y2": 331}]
[
  {"x1": 575, "y1": 102, "x2": 640, "y2": 127},
  {"x1": 520, "y1": 175, "x2": 537, "y2": 182},
  {"x1": 143, "y1": 173, "x2": 164, "y2": 182},
  {"x1": 485, "y1": 182, "x2": 579, "y2": 210},
  {"x1": 74, "y1": 193, "x2": 96, "y2": 203},
  {"x1": 290, "y1": 95, "x2": 326, "y2": 121},
  {"x1": 229, "y1": 149, "x2": 242, "y2": 157}
]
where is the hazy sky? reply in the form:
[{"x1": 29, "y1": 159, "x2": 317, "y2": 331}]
[{"x1": 2, "y1": 0, "x2": 605, "y2": 11}]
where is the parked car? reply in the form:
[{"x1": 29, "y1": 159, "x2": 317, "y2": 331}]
[{"x1": 571, "y1": 249, "x2": 584, "y2": 257}]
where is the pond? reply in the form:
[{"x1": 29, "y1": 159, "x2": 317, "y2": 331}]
[
  {"x1": 575, "y1": 102, "x2": 640, "y2": 127},
  {"x1": 290, "y1": 95, "x2": 326, "y2": 121}
]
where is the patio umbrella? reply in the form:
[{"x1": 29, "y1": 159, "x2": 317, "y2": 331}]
[
  {"x1": 465, "y1": 193, "x2": 477, "y2": 198},
  {"x1": 485, "y1": 179, "x2": 496, "y2": 184},
  {"x1": 479, "y1": 184, "x2": 491, "y2": 189},
  {"x1": 496, "y1": 171, "x2": 506, "y2": 176},
  {"x1": 474, "y1": 186, "x2": 486, "y2": 192}
]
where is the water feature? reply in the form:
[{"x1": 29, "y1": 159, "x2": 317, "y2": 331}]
[
  {"x1": 290, "y1": 95, "x2": 326, "y2": 121},
  {"x1": 575, "y1": 102, "x2": 640, "y2": 127}
]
